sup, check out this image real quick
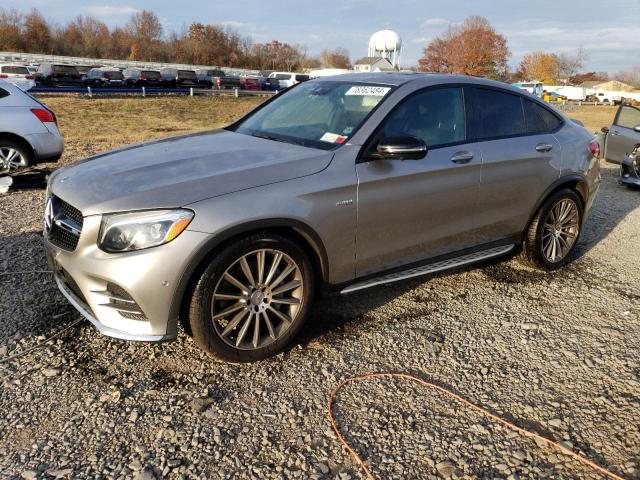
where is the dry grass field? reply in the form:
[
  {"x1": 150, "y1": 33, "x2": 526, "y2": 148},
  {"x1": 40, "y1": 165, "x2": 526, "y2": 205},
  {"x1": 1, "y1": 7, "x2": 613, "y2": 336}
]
[{"x1": 37, "y1": 95, "x2": 263, "y2": 165}]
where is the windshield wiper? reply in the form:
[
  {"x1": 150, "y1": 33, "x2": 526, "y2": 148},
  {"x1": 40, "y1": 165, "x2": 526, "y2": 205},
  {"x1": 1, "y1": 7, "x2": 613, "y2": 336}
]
[{"x1": 251, "y1": 131, "x2": 306, "y2": 147}]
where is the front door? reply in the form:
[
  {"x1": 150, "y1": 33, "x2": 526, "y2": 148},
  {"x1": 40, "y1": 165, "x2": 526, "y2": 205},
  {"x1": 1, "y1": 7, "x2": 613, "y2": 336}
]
[
  {"x1": 605, "y1": 104, "x2": 640, "y2": 164},
  {"x1": 355, "y1": 86, "x2": 481, "y2": 277}
]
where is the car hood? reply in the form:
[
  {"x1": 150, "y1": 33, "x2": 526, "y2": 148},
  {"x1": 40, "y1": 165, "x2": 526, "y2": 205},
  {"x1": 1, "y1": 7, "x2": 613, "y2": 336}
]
[{"x1": 50, "y1": 130, "x2": 334, "y2": 216}]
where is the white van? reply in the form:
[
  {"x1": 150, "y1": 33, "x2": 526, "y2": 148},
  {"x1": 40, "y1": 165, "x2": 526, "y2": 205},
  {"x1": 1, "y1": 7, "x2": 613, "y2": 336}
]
[{"x1": 268, "y1": 72, "x2": 309, "y2": 88}]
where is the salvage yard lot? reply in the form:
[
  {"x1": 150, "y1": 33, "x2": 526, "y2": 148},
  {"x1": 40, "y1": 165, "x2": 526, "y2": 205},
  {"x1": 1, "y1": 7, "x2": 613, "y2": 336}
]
[{"x1": 1, "y1": 97, "x2": 639, "y2": 479}]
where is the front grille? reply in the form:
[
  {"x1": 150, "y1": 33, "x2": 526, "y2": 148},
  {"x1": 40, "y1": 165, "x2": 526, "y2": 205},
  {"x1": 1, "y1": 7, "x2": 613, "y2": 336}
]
[
  {"x1": 47, "y1": 196, "x2": 83, "y2": 251},
  {"x1": 57, "y1": 197, "x2": 83, "y2": 226}
]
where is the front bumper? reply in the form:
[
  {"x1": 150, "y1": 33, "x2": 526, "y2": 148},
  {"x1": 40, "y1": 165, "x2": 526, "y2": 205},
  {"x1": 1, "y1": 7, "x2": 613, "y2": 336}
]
[
  {"x1": 44, "y1": 213, "x2": 211, "y2": 342},
  {"x1": 619, "y1": 158, "x2": 640, "y2": 187}
]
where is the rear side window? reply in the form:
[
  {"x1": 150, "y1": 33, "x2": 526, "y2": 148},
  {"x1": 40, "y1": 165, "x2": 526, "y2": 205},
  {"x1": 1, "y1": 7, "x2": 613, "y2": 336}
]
[
  {"x1": 615, "y1": 106, "x2": 640, "y2": 129},
  {"x1": 524, "y1": 99, "x2": 562, "y2": 134},
  {"x1": 471, "y1": 88, "x2": 525, "y2": 140},
  {"x1": 0, "y1": 88, "x2": 9, "y2": 99},
  {"x1": 2, "y1": 66, "x2": 29, "y2": 75},
  {"x1": 383, "y1": 87, "x2": 465, "y2": 148},
  {"x1": 53, "y1": 65, "x2": 79, "y2": 75}
]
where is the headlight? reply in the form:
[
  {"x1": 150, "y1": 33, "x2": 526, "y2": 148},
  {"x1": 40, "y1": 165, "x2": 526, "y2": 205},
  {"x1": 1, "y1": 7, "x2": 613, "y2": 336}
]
[{"x1": 99, "y1": 209, "x2": 194, "y2": 253}]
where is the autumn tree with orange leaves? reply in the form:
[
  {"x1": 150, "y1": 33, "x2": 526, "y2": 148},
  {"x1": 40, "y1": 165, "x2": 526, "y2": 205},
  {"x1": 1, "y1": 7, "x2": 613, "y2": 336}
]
[{"x1": 418, "y1": 16, "x2": 509, "y2": 80}]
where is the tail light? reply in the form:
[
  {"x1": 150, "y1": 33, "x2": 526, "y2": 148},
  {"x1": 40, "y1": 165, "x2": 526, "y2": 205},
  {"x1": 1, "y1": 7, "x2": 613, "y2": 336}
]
[
  {"x1": 0, "y1": 74, "x2": 7, "y2": 78},
  {"x1": 25, "y1": 75, "x2": 34, "y2": 80},
  {"x1": 31, "y1": 108, "x2": 57, "y2": 124},
  {"x1": 139, "y1": 76, "x2": 147, "y2": 81},
  {"x1": 216, "y1": 78, "x2": 221, "y2": 88},
  {"x1": 589, "y1": 140, "x2": 601, "y2": 159}
]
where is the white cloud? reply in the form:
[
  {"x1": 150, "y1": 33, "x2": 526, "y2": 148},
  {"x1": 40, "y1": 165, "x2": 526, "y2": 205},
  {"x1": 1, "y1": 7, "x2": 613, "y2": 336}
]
[
  {"x1": 83, "y1": 5, "x2": 140, "y2": 18},
  {"x1": 421, "y1": 18, "x2": 450, "y2": 29},
  {"x1": 219, "y1": 20, "x2": 252, "y2": 28}
]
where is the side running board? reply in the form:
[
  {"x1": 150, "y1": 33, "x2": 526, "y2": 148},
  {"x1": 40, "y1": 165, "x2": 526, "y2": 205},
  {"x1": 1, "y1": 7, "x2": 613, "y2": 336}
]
[{"x1": 341, "y1": 244, "x2": 514, "y2": 294}]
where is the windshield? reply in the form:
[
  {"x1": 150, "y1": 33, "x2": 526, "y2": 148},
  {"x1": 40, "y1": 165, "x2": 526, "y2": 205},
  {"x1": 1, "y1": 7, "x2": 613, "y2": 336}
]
[
  {"x1": 104, "y1": 71, "x2": 123, "y2": 79},
  {"x1": 233, "y1": 81, "x2": 393, "y2": 150}
]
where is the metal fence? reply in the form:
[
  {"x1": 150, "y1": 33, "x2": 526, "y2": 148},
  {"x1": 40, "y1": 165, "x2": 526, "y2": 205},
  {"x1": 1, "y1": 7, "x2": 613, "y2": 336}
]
[{"x1": 0, "y1": 51, "x2": 260, "y2": 77}]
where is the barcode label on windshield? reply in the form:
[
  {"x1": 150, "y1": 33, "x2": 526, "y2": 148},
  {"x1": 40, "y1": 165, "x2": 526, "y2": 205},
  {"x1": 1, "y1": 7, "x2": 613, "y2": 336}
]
[{"x1": 345, "y1": 86, "x2": 391, "y2": 96}]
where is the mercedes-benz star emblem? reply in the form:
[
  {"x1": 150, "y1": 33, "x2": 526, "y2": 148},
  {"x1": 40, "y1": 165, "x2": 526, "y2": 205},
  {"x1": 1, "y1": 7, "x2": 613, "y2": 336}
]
[{"x1": 44, "y1": 197, "x2": 53, "y2": 233}]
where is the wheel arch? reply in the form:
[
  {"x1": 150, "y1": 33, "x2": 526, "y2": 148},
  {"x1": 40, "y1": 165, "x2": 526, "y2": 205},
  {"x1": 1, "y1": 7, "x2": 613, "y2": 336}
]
[
  {"x1": 170, "y1": 219, "x2": 330, "y2": 335},
  {"x1": 0, "y1": 132, "x2": 37, "y2": 164},
  {"x1": 522, "y1": 174, "x2": 588, "y2": 244}
]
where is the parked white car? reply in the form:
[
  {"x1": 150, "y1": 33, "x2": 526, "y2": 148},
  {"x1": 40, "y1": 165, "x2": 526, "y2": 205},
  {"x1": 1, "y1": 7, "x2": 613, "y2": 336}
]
[
  {"x1": 0, "y1": 80, "x2": 63, "y2": 172},
  {"x1": 0, "y1": 64, "x2": 36, "y2": 91},
  {"x1": 267, "y1": 72, "x2": 309, "y2": 88}
]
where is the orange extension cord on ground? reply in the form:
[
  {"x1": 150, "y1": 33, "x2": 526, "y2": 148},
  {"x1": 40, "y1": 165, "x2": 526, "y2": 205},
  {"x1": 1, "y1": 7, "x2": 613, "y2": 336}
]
[{"x1": 328, "y1": 372, "x2": 625, "y2": 480}]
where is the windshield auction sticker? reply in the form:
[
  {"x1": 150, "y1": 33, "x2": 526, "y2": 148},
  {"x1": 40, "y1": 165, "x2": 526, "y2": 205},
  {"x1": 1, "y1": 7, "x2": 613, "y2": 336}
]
[
  {"x1": 345, "y1": 86, "x2": 391, "y2": 96},
  {"x1": 320, "y1": 132, "x2": 347, "y2": 143}
]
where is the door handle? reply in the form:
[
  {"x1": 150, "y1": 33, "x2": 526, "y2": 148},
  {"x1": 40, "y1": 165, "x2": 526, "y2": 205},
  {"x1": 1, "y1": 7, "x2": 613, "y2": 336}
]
[
  {"x1": 535, "y1": 143, "x2": 553, "y2": 152},
  {"x1": 610, "y1": 130, "x2": 620, "y2": 136},
  {"x1": 450, "y1": 151, "x2": 474, "y2": 164}
]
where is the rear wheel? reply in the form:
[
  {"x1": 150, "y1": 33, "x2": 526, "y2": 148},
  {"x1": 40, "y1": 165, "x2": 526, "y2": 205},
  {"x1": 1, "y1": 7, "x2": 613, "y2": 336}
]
[
  {"x1": 0, "y1": 140, "x2": 32, "y2": 173},
  {"x1": 187, "y1": 233, "x2": 314, "y2": 362},
  {"x1": 519, "y1": 189, "x2": 583, "y2": 270}
]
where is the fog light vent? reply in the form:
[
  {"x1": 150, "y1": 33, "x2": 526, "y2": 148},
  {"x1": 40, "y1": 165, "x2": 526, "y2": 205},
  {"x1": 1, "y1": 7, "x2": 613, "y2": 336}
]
[{"x1": 92, "y1": 283, "x2": 148, "y2": 321}]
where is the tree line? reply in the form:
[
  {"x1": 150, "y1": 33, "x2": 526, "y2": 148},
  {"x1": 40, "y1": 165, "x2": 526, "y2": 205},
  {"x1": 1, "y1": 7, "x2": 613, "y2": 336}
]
[
  {"x1": 0, "y1": 8, "x2": 352, "y2": 71},
  {"x1": 417, "y1": 16, "x2": 639, "y2": 86}
]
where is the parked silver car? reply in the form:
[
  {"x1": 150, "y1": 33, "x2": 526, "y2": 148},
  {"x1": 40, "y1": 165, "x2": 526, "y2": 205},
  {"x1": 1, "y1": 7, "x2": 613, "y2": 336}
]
[
  {"x1": 44, "y1": 73, "x2": 601, "y2": 362},
  {"x1": 0, "y1": 80, "x2": 63, "y2": 173}
]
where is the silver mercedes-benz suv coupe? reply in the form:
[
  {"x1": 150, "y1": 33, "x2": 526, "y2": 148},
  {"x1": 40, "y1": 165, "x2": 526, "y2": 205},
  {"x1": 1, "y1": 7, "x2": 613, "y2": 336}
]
[{"x1": 44, "y1": 73, "x2": 601, "y2": 362}]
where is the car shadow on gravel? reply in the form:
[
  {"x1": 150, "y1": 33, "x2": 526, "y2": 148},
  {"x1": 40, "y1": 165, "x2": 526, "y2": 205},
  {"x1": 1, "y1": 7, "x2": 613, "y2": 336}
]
[{"x1": 574, "y1": 167, "x2": 640, "y2": 259}]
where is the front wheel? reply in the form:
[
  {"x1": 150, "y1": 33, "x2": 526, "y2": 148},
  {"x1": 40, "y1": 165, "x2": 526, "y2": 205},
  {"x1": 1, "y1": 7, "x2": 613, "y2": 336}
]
[
  {"x1": 187, "y1": 233, "x2": 314, "y2": 362},
  {"x1": 519, "y1": 189, "x2": 583, "y2": 270}
]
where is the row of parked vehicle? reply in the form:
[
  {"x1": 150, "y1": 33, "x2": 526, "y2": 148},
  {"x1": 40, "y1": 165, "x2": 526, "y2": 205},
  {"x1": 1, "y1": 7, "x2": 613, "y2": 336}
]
[{"x1": 0, "y1": 62, "x2": 310, "y2": 91}]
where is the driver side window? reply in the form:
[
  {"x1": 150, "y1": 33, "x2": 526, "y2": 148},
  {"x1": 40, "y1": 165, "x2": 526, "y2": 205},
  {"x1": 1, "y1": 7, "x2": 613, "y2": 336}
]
[
  {"x1": 616, "y1": 106, "x2": 640, "y2": 129},
  {"x1": 383, "y1": 87, "x2": 466, "y2": 148}
]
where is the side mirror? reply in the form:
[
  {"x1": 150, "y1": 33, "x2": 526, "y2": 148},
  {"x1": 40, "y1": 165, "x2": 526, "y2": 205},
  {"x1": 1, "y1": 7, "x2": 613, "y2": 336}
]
[
  {"x1": 376, "y1": 135, "x2": 427, "y2": 160},
  {"x1": 634, "y1": 124, "x2": 640, "y2": 133},
  {"x1": 601, "y1": 126, "x2": 609, "y2": 134}
]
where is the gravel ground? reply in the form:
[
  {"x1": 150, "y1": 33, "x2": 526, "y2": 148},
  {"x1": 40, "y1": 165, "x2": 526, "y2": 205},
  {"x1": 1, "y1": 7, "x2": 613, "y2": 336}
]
[{"x1": 1, "y1": 131, "x2": 639, "y2": 478}]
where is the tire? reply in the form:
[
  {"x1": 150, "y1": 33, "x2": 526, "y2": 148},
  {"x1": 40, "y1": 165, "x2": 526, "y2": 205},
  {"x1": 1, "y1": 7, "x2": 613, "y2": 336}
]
[
  {"x1": 519, "y1": 189, "x2": 583, "y2": 270},
  {"x1": 187, "y1": 233, "x2": 315, "y2": 362},
  {"x1": 0, "y1": 139, "x2": 33, "y2": 172}
]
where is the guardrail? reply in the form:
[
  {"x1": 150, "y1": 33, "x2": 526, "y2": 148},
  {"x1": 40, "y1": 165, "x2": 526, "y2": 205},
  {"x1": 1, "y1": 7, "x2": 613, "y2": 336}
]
[
  {"x1": 29, "y1": 86, "x2": 277, "y2": 98},
  {"x1": 0, "y1": 51, "x2": 260, "y2": 77}
]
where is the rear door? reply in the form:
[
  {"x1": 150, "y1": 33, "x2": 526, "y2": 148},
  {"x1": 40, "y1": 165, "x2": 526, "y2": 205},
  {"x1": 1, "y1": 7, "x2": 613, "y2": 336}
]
[
  {"x1": 355, "y1": 86, "x2": 482, "y2": 276},
  {"x1": 471, "y1": 87, "x2": 562, "y2": 244},
  {"x1": 605, "y1": 104, "x2": 640, "y2": 164}
]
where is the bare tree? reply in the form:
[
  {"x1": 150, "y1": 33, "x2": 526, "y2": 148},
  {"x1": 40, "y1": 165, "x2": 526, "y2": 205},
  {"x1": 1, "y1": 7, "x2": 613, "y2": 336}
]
[
  {"x1": 320, "y1": 47, "x2": 351, "y2": 69},
  {"x1": 557, "y1": 47, "x2": 588, "y2": 83}
]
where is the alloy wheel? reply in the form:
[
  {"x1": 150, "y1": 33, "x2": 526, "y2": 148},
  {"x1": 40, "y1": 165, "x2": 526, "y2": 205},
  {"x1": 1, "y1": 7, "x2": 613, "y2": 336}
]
[
  {"x1": 211, "y1": 249, "x2": 304, "y2": 350},
  {"x1": 0, "y1": 146, "x2": 26, "y2": 173},
  {"x1": 542, "y1": 199, "x2": 580, "y2": 263}
]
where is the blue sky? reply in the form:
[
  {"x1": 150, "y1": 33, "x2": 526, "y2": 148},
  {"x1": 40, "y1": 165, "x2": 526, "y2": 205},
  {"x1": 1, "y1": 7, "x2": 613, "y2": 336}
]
[{"x1": 4, "y1": 0, "x2": 639, "y2": 73}]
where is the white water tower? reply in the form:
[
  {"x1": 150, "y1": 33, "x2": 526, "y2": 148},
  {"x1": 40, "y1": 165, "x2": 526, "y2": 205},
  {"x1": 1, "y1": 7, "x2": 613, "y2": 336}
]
[{"x1": 368, "y1": 30, "x2": 403, "y2": 69}]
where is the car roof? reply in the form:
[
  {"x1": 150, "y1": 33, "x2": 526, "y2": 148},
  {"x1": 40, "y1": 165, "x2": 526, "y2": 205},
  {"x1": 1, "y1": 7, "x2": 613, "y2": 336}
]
[{"x1": 314, "y1": 72, "x2": 526, "y2": 93}]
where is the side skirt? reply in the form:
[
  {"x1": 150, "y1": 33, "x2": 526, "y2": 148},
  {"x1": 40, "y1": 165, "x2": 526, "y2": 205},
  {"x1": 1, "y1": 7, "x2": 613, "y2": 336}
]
[{"x1": 340, "y1": 244, "x2": 515, "y2": 294}]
